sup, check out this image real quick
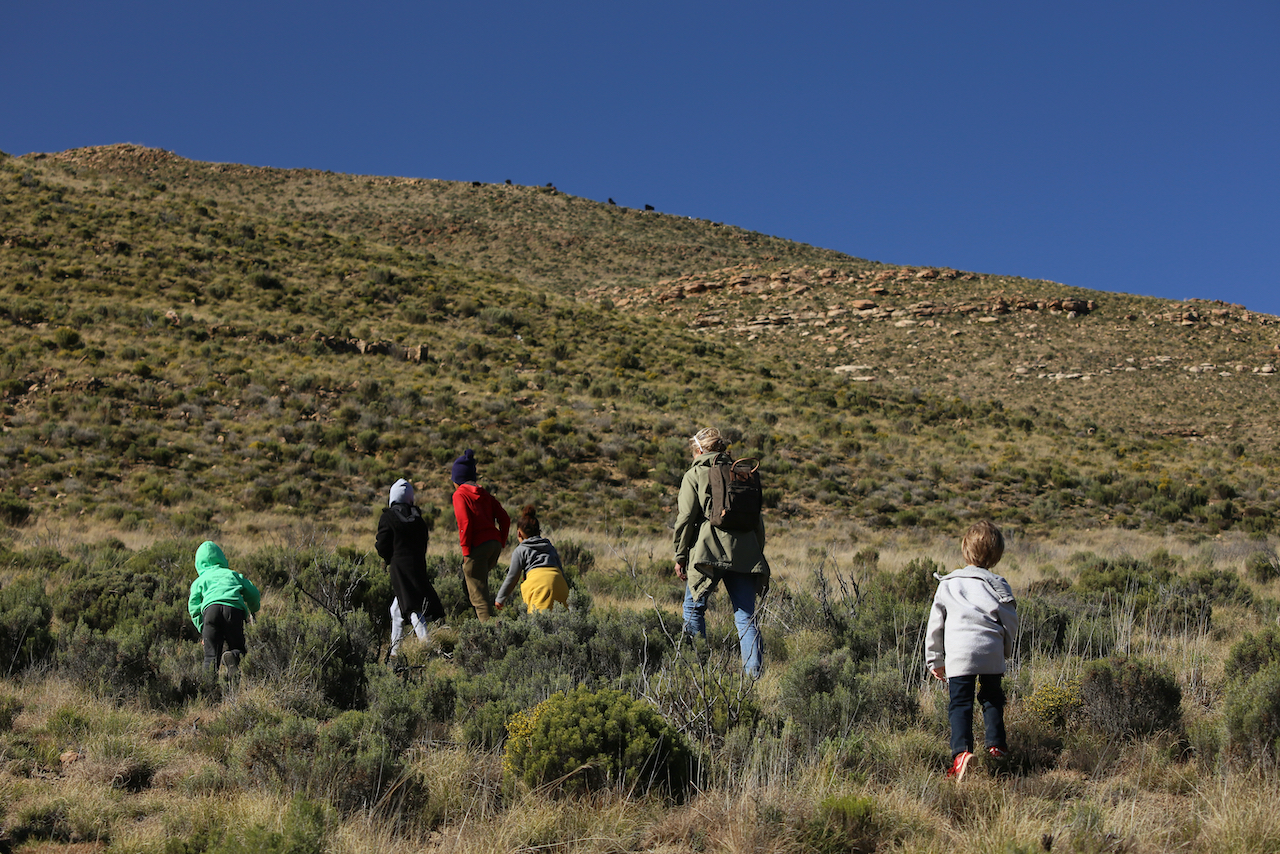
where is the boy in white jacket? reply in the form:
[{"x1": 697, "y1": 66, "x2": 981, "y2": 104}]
[{"x1": 925, "y1": 520, "x2": 1019, "y2": 780}]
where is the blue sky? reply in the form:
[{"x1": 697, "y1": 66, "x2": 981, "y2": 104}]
[{"x1": 4, "y1": 2, "x2": 1277, "y2": 315}]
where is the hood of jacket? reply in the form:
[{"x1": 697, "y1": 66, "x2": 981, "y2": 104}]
[
  {"x1": 195, "y1": 541, "x2": 229, "y2": 576},
  {"x1": 690, "y1": 450, "x2": 729, "y2": 469},
  {"x1": 387, "y1": 502, "x2": 422, "y2": 524},
  {"x1": 933, "y1": 565, "x2": 1015, "y2": 603}
]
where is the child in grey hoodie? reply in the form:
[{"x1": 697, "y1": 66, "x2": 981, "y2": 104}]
[{"x1": 925, "y1": 520, "x2": 1019, "y2": 780}]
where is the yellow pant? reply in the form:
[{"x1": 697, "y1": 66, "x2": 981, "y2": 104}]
[{"x1": 521, "y1": 566, "x2": 569, "y2": 611}]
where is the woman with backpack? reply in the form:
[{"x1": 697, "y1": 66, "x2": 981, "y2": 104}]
[{"x1": 673, "y1": 426, "x2": 770, "y2": 677}]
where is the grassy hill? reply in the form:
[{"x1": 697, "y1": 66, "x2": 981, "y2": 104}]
[
  {"x1": 4, "y1": 145, "x2": 1280, "y2": 854},
  {"x1": 0, "y1": 144, "x2": 1276, "y2": 543}
]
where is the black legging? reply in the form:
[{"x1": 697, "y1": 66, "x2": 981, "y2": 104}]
[{"x1": 201, "y1": 603, "x2": 246, "y2": 669}]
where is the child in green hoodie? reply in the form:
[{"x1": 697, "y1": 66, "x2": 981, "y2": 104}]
[{"x1": 188, "y1": 541, "x2": 261, "y2": 673}]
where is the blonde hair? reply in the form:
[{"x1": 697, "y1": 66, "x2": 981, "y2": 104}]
[
  {"x1": 961, "y1": 520, "x2": 1004, "y2": 569},
  {"x1": 689, "y1": 426, "x2": 727, "y2": 454}
]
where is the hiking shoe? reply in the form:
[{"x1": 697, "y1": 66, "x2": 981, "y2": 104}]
[
  {"x1": 947, "y1": 751, "x2": 974, "y2": 780},
  {"x1": 220, "y1": 650, "x2": 240, "y2": 678},
  {"x1": 988, "y1": 746, "x2": 1007, "y2": 759}
]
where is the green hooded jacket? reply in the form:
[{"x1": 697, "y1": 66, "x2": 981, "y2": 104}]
[
  {"x1": 673, "y1": 451, "x2": 770, "y2": 600},
  {"x1": 187, "y1": 541, "x2": 261, "y2": 632}
]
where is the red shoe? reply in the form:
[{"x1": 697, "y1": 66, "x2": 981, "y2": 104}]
[
  {"x1": 988, "y1": 746, "x2": 1007, "y2": 759},
  {"x1": 947, "y1": 751, "x2": 974, "y2": 780}
]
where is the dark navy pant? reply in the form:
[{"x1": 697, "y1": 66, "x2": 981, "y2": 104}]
[{"x1": 947, "y1": 673, "x2": 1006, "y2": 757}]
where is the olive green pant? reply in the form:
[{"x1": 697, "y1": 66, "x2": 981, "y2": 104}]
[{"x1": 462, "y1": 539, "x2": 501, "y2": 621}]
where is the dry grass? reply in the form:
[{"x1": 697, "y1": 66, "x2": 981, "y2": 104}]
[{"x1": 4, "y1": 527, "x2": 1280, "y2": 852}]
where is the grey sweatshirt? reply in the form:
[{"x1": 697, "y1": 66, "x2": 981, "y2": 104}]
[
  {"x1": 924, "y1": 565, "x2": 1019, "y2": 676},
  {"x1": 495, "y1": 536, "x2": 563, "y2": 606}
]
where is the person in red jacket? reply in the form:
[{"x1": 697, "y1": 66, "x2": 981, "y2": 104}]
[{"x1": 451, "y1": 449, "x2": 510, "y2": 622}]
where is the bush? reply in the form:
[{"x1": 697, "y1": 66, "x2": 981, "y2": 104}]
[
  {"x1": 1080, "y1": 656, "x2": 1182, "y2": 740},
  {"x1": 452, "y1": 607, "x2": 669, "y2": 738},
  {"x1": 0, "y1": 575, "x2": 54, "y2": 673},
  {"x1": 163, "y1": 795, "x2": 332, "y2": 854},
  {"x1": 1023, "y1": 679, "x2": 1083, "y2": 729},
  {"x1": 777, "y1": 650, "x2": 918, "y2": 745},
  {"x1": 1226, "y1": 628, "x2": 1280, "y2": 682},
  {"x1": 0, "y1": 692, "x2": 22, "y2": 731},
  {"x1": 249, "y1": 605, "x2": 377, "y2": 714},
  {"x1": 0, "y1": 493, "x2": 31, "y2": 526},
  {"x1": 237, "y1": 710, "x2": 426, "y2": 821},
  {"x1": 1247, "y1": 550, "x2": 1280, "y2": 584},
  {"x1": 798, "y1": 794, "x2": 881, "y2": 854},
  {"x1": 886, "y1": 557, "x2": 938, "y2": 605},
  {"x1": 502, "y1": 685, "x2": 694, "y2": 797},
  {"x1": 1225, "y1": 661, "x2": 1280, "y2": 773}
]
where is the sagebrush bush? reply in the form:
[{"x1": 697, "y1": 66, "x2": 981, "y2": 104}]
[
  {"x1": 777, "y1": 650, "x2": 918, "y2": 745},
  {"x1": 0, "y1": 493, "x2": 31, "y2": 526},
  {"x1": 0, "y1": 692, "x2": 22, "y2": 731},
  {"x1": 1023, "y1": 679, "x2": 1083, "y2": 729},
  {"x1": 1225, "y1": 661, "x2": 1280, "y2": 773},
  {"x1": 1080, "y1": 656, "x2": 1182, "y2": 740},
  {"x1": 502, "y1": 685, "x2": 694, "y2": 797},
  {"x1": 797, "y1": 794, "x2": 881, "y2": 854},
  {"x1": 452, "y1": 606, "x2": 669, "y2": 748},
  {"x1": 249, "y1": 605, "x2": 377, "y2": 714},
  {"x1": 1246, "y1": 550, "x2": 1280, "y2": 584},
  {"x1": 1226, "y1": 628, "x2": 1280, "y2": 682},
  {"x1": 237, "y1": 709, "x2": 426, "y2": 821},
  {"x1": 162, "y1": 795, "x2": 331, "y2": 854},
  {"x1": 0, "y1": 574, "x2": 54, "y2": 673}
]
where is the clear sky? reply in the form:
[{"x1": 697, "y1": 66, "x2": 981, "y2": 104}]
[{"x1": 4, "y1": 2, "x2": 1277, "y2": 315}]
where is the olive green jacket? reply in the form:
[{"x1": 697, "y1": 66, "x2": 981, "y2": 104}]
[{"x1": 673, "y1": 452, "x2": 770, "y2": 599}]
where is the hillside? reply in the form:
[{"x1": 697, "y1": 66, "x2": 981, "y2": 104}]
[
  {"x1": 5, "y1": 145, "x2": 1280, "y2": 854},
  {"x1": 1, "y1": 144, "x2": 1278, "y2": 543}
]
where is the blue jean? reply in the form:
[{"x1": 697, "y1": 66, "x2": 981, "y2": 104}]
[
  {"x1": 947, "y1": 673, "x2": 1006, "y2": 757},
  {"x1": 683, "y1": 571, "x2": 762, "y2": 677}
]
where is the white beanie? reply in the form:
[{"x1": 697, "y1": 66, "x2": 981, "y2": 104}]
[{"x1": 389, "y1": 478, "x2": 414, "y2": 506}]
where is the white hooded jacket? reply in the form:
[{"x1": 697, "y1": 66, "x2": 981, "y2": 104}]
[{"x1": 924, "y1": 565, "x2": 1018, "y2": 676}]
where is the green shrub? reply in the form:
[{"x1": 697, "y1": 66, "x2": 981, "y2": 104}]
[
  {"x1": 58, "y1": 621, "x2": 206, "y2": 706},
  {"x1": 0, "y1": 575, "x2": 54, "y2": 672},
  {"x1": 237, "y1": 710, "x2": 426, "y2": 820},
  {"x1": 1074, "y1": 555, "x2": 1172, "y2": 610},
  {"x1": 1247, "y1": 551, "x2": 1280, "y2": 584},
  {"x1": 364, "y1": 662, "x2": 457, "y2": 751},
  {"x1": 0, "y1": 692, "x2": 22, "y2": 731},
  {"x1": 1225, "y1": 661, "x2": 1280, "y2": 773},
  {"x1": 0, "y1": 493, "x2": 31, "y2": 526},
  {"x1": 777, "y1": 650, "x2": 918, "y2": 745},
  {"x1": 1080, "y1": 656, "x2": 1181, "y2": 740},
  {"x1": 1015, "y1": 595, "x2": 1072, "y2": 657},
  {"x1": 453, "y1": 607, "x2": 668, "y2": 733},
  {"x1": 887, "y1": 557, "x2": 938, "y2": 604},
  {"x1": 1225, "y1": 628, "x2": 1280, "y2": 682},
  {"x1": 1024, "y1": 680, "x2": 1083, "y2": 730},
  {"x1": 52, "y1": 558, "x2": 192, "y2": 640},
  {"x1": 163, "y1": 795, "x2": 331, "y2": 854},
  {"x1": 249, "y1": 605, "x2": 377, "y2": 714},
  {"x1": 557, "y1": 540, "x2": 596, "y2": 575},
  {"x1": 503, "y1": 685, "x2": 694, "y2": 797},
  {"x1": 798, "y1": 794, "x2": 881, "y2": 854}
]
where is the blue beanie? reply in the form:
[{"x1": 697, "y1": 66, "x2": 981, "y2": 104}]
[
  {"x1": 451, "y1": 449, "x2": 477, "y2": 484},
  {"x1": 389, "y1": 478, "x2": 414, "y2": 506}
]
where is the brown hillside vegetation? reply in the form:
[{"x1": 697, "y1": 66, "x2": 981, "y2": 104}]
[{"x1": 1, "y1": 144, "x2": 1278, "y2": 541}]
